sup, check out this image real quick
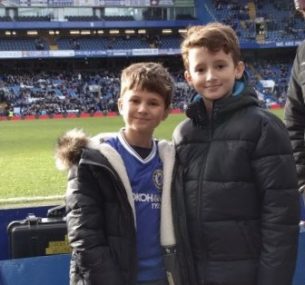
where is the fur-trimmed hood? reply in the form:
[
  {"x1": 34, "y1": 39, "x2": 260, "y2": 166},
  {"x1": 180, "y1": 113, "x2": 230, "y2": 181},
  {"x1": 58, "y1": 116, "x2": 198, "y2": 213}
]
[
  {"x1": 55, "y1": 128, "x2": 176, "y2": 247},
  {"x1": 55, "y1": 128, "x2": 116, "y2": 171}
]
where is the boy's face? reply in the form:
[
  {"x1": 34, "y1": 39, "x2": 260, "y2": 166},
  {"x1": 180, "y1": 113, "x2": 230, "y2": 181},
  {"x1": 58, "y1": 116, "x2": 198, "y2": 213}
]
[
  {"x1": 118, "y1": 88, "x2": 168, "y2": 137},
  {"x1": 185, "y1": 47, "x2": 244, "y2": 106}
]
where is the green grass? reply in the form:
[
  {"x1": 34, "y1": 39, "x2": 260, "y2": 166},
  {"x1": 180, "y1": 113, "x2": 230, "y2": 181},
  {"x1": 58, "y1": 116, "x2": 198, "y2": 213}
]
[
  {"x1": 270, "y1": 108, "x2": 284, "y2": 120},
  {"x1": 0, "y1": 108, "x2": 284, "y2": 200},
  {"x1": 0, "y1": 114, "x2": 185, "y2": 200}
]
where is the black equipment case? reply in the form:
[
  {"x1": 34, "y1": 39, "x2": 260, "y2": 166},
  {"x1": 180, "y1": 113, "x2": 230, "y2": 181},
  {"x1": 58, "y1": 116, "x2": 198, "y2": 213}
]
[{"x1": 7, "y1": 205, "x2": 71, "y2": 259}]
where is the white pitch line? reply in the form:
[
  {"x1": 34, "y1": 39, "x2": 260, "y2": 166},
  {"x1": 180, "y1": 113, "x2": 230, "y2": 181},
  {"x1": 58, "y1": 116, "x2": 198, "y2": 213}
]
[{"x1": 0, "y1": 195, "x2": 64, "y2": 205}]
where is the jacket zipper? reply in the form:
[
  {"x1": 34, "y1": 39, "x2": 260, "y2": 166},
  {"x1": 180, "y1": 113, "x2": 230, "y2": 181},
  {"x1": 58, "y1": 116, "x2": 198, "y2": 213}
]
[
  {"x1": 197, "y1": 102, "x2": 216, "y2": 284},
  {"x1": 172, "y1": 162, "x2": 197, "y2": 284}
]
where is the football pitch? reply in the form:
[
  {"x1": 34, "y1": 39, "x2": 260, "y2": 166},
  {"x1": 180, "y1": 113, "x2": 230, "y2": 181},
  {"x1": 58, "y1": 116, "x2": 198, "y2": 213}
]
[
  {"x1": 0, "y1": 114, "x2": 185, "y2": 203},
  {"x1": 0, "y1": 109, "x2": 284, "y2": 203}
]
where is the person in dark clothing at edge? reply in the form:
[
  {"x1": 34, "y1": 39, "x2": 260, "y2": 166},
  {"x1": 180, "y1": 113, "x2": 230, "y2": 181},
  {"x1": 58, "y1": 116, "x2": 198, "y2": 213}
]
[
  {"x1": 55, "y1": 62, "x2": 180, "y2": 285},
  {"x1": 171, "y1": 22, "x2": 300, "y2": 285},
  {"x1": 284, "y1": 0, "x2": 305, "y2": 220}
]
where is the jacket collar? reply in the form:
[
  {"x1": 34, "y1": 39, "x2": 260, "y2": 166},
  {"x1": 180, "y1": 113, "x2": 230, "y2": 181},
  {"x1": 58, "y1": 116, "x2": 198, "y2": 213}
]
[{"x1": 186, "y1": 79, "x2": 259, "y2": 127}]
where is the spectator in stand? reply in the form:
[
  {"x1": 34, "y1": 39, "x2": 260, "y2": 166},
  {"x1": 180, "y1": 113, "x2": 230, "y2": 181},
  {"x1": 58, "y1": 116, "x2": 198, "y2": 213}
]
[
  {"x1": 284, "y1": 0, "x2": 305, "y2": 219},
  {"x1": 172, "y1": 22, "x2": 300, "y2": 285},
  {"x1": 35, "y1": 38, "x2": 44, "y2": 50}
]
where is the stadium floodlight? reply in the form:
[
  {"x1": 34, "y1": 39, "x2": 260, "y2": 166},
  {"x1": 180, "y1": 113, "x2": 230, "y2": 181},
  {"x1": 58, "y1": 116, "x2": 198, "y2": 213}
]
[
  {"x1": 49, "y1": 30, "x2": 60, "y2": 35},
  {"x1": 5, "y1": 31, "x2": 12, "y2": 36},
  {"x1": 162, "y1": 29, "x2": 172, "y2": 34},
  {"x1": 97, "y1": 30, "x2": 104, "y2": 34},
  {"x1": 138, "y1": 29, "x2": 146, "y2": 34},
  {"x1": 178, "y1": 29, "x2": 187, "y2": 34},
  {"x1": 125, "y1": 30, "x2": 135, "y2": 34},
  {"x1": 109, "y1": 30, "x2": 120, "y2": 34},
  {"x1": 27, "y1": 31, "x2": 38, "y2": 35},
  {"x1": 80, "y1": 30, "x2": 91, "y2": 35},
  {"x1": 70, "y1": 30, "x2": 80, "y2": 35}
]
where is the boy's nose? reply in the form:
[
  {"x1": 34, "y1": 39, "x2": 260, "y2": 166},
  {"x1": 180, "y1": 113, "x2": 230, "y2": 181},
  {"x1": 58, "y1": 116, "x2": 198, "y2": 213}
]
[
  {"x1": 206, "y1": 69, "x2": 215, "y2": 81},
  {"x1": 138, "y1": 103, "x2": 148, "y2": 113}
]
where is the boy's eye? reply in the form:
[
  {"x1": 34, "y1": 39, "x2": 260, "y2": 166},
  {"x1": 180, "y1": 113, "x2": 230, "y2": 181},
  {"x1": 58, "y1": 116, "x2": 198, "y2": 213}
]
[
  {"x1": 198, "y1": 69, "x2": 204, "y2": 72},
  {"x1": 195, "y1": 67, "x2": 205, "y2": 73},
  {"x1": 149, "y1": 101, "x2": 159, "y2": 106},
  {"x1": 130, "y1": 98, "x2": 140, "y2": 103},
  {"x1": 216, "y1": 63, "x2": 226, "y2": 69}
]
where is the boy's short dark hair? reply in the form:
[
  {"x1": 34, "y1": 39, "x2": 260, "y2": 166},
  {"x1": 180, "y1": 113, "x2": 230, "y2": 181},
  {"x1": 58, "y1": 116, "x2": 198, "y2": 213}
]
[
  {"x1": 181, "y1": 22, "x2": 241, "y2": 70},
  {"x1": 120, "y1": 62, "x2": 175, "y2": 109}
]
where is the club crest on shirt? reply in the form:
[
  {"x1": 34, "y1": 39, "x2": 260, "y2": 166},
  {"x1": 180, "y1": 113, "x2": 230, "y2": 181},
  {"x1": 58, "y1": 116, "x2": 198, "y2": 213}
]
[{"x1": 152, "y1": 169, "x2": 163, "y2": 191}]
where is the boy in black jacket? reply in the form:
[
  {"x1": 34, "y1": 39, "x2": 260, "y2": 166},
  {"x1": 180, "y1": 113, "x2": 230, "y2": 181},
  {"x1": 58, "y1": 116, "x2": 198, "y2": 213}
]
[
  {"x1": 56, "y1": 62, "x2": 178, "y2": 285},
  {"x1": 172, "y1": 22, "x2": 300, "y2": 285}
]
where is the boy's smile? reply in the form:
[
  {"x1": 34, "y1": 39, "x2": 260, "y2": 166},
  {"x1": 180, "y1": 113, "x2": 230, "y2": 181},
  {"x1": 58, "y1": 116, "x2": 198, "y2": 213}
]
[{"x1": 185, "y1": 47, "x2": 244, "y2": 111}]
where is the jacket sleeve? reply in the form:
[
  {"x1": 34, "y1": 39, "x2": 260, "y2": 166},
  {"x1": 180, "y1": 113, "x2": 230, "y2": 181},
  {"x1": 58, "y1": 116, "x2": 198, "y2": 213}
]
[
  {"x1": 66, "y1": 162, "x2": 124, "y2": 285},
  {"x1": 284, "y1": 43, "x2": 305, "y2": 188},
  {"x1": 251, "y1": 114, "x2": 300, "y2": 285}
]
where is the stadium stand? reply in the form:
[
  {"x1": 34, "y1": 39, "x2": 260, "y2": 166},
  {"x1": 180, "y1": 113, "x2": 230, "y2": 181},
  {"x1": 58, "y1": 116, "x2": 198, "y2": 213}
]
[
  {"x1": 0, "y1": 54, "x2": 294, "y2": 118},
  {"x1": 0, "y1": 0, "x2": 301, "y2": 117}
]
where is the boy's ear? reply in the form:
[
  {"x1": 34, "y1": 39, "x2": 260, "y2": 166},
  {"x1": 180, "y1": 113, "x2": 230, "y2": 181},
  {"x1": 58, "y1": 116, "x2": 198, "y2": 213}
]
[
  {"x1": 162, "y1": 108, "x2": 170, "y2": 120},
  {"x1": 117, "y1": 98, "x2": 123, "y2": 115},
  {"x1": 184, "y1": 70, "x2": 193, "y2": 86},
  {"x1": 235, "y1": 61, "x2": 245, "y2": 80}
]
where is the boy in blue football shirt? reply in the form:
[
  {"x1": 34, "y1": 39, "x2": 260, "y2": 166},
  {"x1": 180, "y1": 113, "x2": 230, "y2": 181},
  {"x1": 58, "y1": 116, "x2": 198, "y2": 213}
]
[{"x1": 56, "y1": 62, "x2": 177, "y2": 285}]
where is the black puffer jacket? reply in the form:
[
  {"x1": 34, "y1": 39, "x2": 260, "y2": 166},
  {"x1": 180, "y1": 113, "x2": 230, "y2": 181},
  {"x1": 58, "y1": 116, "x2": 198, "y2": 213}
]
[
  {"x1": 285, "y1": 41, "x2": 305, "y2": 189},
  {"x1": 55, "y1": 130, "x2": 176, "y2": 285},
  {"x1": 172, "y1": 87, "x2": 300, "y2": 285}
]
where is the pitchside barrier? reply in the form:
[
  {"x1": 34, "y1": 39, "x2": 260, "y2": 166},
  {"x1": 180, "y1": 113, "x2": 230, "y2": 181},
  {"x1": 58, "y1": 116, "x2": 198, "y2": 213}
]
[
  {"x1": 0, "y1": 108, "x2": 184, "y2": 121},
  {"x1": 0, "y1": 254, "x2": 70, "y2": 285},
  {"x1": 0, "y1": 199, "x2": 304, "y2": 285}
]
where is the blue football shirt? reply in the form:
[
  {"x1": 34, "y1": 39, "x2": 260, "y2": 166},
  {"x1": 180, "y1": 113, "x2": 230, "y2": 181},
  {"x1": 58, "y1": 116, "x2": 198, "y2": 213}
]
[{"x1": 105, "y1": 130, "x2": 166, "y2": 282}]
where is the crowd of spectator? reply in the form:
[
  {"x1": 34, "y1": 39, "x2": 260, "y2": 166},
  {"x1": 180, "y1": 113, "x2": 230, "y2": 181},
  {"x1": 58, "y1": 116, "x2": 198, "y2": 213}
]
[
  {"x1": 0, "y1": 66, "x2": 191, "y2": 117},
  {"x1": 0, "y1": 56, "x2": 293, "y2": 118}
]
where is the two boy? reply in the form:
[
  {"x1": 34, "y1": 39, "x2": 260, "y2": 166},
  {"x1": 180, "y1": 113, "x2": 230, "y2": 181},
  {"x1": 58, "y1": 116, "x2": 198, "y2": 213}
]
[{"x1": 57, "y1": 22, "x2": 300, "y2": 285}]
